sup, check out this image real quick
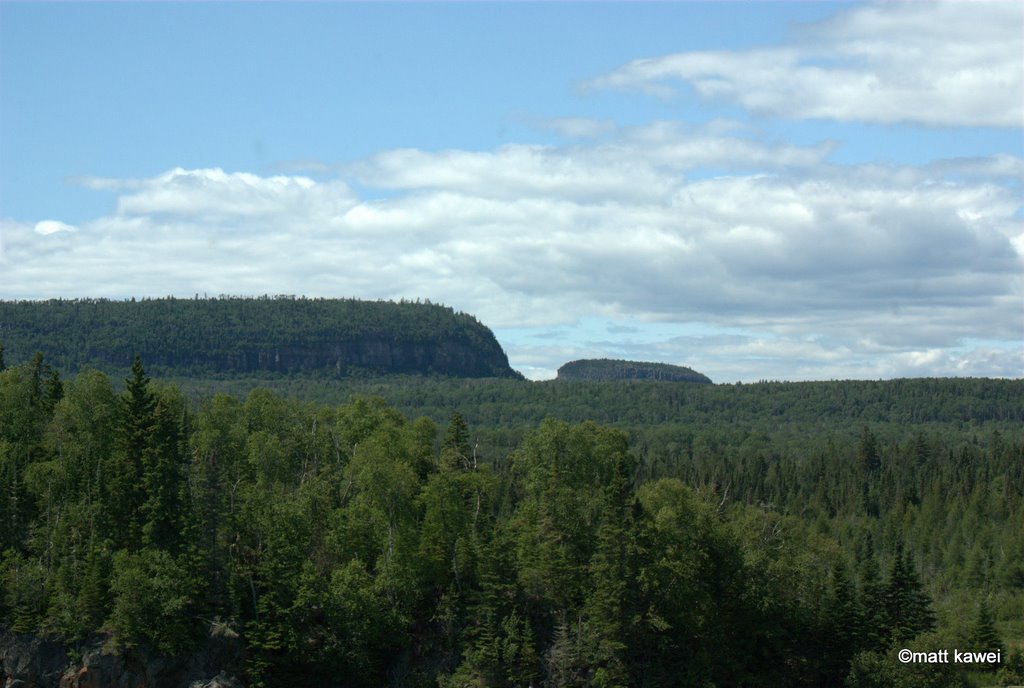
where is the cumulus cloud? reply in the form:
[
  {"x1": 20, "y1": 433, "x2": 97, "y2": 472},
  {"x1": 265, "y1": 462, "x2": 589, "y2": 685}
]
[
  {"x1": 587, "y1": 1, "x2": 1024, "y2": 127},
  {"x1": 34, "y1": 220, "x2": 78, "y2": 235},
  {"x1": 6, "y1": 17, "x2": 1024, "y2": 384},
  {"x1": 351, "y1": 122, "x2": 833, "y2": 203},
  {"x1": 3, "y1": 129, "x2": 1021, "y2": 381},
  {"x1": 78, "y1": 168, "x2": 357, "y2": 224}
]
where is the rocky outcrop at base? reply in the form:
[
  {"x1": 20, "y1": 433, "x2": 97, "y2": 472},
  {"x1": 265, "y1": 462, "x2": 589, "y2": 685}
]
[
  {"x1": 1, "y1": 628, "x2": 242, "y2": 688},
  {"x1": 0, "y1": 630, "x2": 67, "y2": 688}
]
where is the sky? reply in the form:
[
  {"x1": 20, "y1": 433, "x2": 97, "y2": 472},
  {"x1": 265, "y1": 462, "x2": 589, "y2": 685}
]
[{"x1": 1, "y1": 2, "x2": 1022, "y2": 382}]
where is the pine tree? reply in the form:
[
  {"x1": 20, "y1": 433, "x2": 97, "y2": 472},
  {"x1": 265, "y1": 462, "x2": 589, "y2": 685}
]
[
  {"x1": 858, "y1": 553, "x2": 888, "y2": 652},
  {"x1": 913, "y1": 432, "x2": 929, "y2": 466},
  {"x1": 441, "y1": 411, "x2": 473, "y2": 471},
  {"x1": 79, "y1": 536, "x2": 113, "y2": 629},
  {"x1": 581, "y1": 450, "x2": 637, "y2": 686},
  {"x1": 857, "y1": 426, "x2": 880, "y2": 476},
  {"x1": 45, "y1": 368, "x2": 63, "y2": 408},
  {"x1": 545, "y1": 613, "x2": 586, "y2": 687},
  {"x1": 885, "y1": 546, "x2": 936, "y2": 643},
  {"x1": 824, "y1": 563, "x2": 864, "y2": 683},
  {"x1": 969, "y1": 599, "x2": 1004, "y2": 657},
  {"x1": 501, "y1": 611, "x2": 539, "y2": 688},
  {"x1": 105, "y1": 355, "x2": 157, "y2": 549},
  {"x1": 140, "y1": 397, "x2": 185, "y2": 552}
]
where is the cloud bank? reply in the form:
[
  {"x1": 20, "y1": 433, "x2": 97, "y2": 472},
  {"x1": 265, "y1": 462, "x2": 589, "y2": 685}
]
[
  {"x1": 2, "y1": 123, "x2": 1020, "y2": 379},
  {"x1": 2, "y1": 1, "x2": 1021, "y2": 381},
  {"x1": 587, "y1": 1, "x2": 1024, "y2": 127}
]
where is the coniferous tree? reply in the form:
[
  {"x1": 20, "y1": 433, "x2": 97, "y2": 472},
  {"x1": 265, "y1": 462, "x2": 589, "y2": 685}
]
[
  {"x1": 969, "y1": 599, "x2": 1003, "y2": 658},
  {"x1": 442, "y1": 411, "x2": 473, "y2": 471},
  {"x1": 106, "y1": 355, "x2": 157, "y2": 549},
  {"x1": 823, "y1": 563, "x2": 863, "y2": 685},
  {"x1": 140, "y1": 394, "x2": 186, "y2": 552},
  {"x1": 885, "y1": 546, "x2": 936, "y2": 643},
  {"x1": 858, "y1": 553, "x2": 888, "y2": 652},
  {"x1": 45, "y1": 369, "x2": 63, "y2": 408},
  {"x1": 581, "y1": 448, "x2": 637, "y2": 686},
  {"x1": 857, "y1": 426, "x2": 880, "y2": 476},
  {"x1": 0, "y1": 354, "x2": 1021, "y2": 684}
]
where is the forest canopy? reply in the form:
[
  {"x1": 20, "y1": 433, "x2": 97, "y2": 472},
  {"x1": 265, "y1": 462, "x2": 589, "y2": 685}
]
[
  {"x1": 1, "y1": 352, "x2": 1021, "y2": 687},
  {"x1": 556, "y1": 358, "x2": 712, "y2": 384},
  {"x1": 0, "y1": 297, "x2": 521, "y2": 379}
]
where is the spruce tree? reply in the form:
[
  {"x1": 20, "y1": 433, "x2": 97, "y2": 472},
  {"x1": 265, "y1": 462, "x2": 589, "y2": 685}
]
[
  {"x1": 581, "y1": 449, "x2": 637, "y2": 686},
  {"x1": 857, "y1": 426, "x2": 880, "y2": 476},
  {"x1": 441, "y1": 411, "x2": 473, "y2": 471},
  {"x1": 106, "y1": 355, "x2": 157, "y2": 549},
  {"x1": 885, "y1": 546, "x2": 936, "y2": 643},
  {"x1": 140, "y1": 397, "x2": 185, "y2": 552},
  {"x1": 858, "y1": 553, "x2": 888, "y2": 652},
  {"x1": 824, "y1": 563, "x2": 864, "y2": 683},
  {"x1": 969, "y1": 599, "x2": 1004, "y2": 657}
]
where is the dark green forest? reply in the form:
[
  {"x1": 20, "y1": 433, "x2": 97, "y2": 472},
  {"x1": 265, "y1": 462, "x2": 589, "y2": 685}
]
[
  {"x1": 0, "y1": 297, "x2": 520, "y2": 379},
  {"x1": 556, "y1": 359, "x2": 711, "y2": 384},
  {"x1": 1, "y1": 350, "x2": 1022, "y2": 687}
]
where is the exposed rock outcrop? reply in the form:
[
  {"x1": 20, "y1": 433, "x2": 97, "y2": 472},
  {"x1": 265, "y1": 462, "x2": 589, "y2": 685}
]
[
  {"x1": 0, "y1": 629, "x2": 67, "y2": 688},
  {"x1": 1, "y1": 628, "x2": 242, "y2": 688}
]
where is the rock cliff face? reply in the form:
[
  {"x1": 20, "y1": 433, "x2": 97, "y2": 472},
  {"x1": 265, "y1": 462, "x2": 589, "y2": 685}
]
[
  {"x1": 136, "y1": 338, "x2": 515, "y2": 378},
  {"x1": 0, "y1": 629, "x2": 66, "y2": 688},
  {"x1": 0, "y1": 628, "x2": 242, "y2": 688},
  {"x1": 0, "y1": 297, "x2": 522, "y2": 379},
  {"x1": 556, "y1": 358, "x2": 712, "y2": 384}
]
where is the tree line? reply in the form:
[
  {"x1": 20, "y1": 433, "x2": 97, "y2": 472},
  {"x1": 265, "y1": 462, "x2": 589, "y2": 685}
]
[
  {"x1": 0, "y1": 297, "x2": 519, "y2": 378},
  {"x1": 1, "y1": 353, "x2": 1021, "y2": 686}
]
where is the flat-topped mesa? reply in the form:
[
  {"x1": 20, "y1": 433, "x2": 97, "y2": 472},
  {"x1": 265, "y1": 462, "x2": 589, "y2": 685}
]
[
  {"x1": 0, "y1": 296, "x2": 523, "y2": 379},
  {"x1": 556, "y1": 358, "x2": 712, "y2": 384}
]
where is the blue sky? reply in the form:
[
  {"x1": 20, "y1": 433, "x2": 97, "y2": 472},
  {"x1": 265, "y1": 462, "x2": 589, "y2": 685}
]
[{"x1": 1, "y1": 1, "x2": 1022, "y2": 381}]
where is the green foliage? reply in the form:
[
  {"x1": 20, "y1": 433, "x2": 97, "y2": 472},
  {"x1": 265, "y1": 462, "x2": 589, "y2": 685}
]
[
  {"x1": 969, "y1": 599, "x2": 1004, "y2": 658},
  {"x1": 441, "y1": 410, "x2": 473, "y2": 471},
  {"x1": 557, "y1": 357, "x2": 712, "y2": 383},
  {"x1": 995, "y1": 648, "x2": 1024, "y2": 687},
  {"x1": 0, "y1": 352, "x2": 1020, "y2": 687},
  {"x1": 0, "y1": 296, "x2": 521, "y2": 378},
  {"x1": 106, "y1": 548, "x2": 194, "y2": 655},
  {"x1": 1, "y1": 549, "x2": 46, "y2": 633},
  {"x1": 846, "y1": 636, "x2": 971, "y2": 688},
  {"x1": 885, "y1": 546, "x2": 937, "y2": 644}
]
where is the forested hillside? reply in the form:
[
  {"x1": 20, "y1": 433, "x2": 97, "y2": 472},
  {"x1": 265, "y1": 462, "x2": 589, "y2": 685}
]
[
  {"x1": 0, "y1": 297, "x2": 521, "y2": 379},
  {"x1": 557, "y1": 359, "x2": 711, "y2": 384},
  {"x1": 171, "y1": 374, "x2": 1024, "y2": 457},
  {"x1": 1, "y1": 354, "x2": 1021, "y2": 687}
]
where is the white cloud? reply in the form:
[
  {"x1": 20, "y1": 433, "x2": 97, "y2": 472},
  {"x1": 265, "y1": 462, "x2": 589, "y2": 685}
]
[
  {"x1": 34, "y1": 220, "x2": 78, "y2": 235},
  {"x1": 112, "y1": 168, "x2": 354, "y2": 222},
  {"x1": 351, "y1": 123, "x2": 833, "y2": 204},
  {"x1": 3, "y1": 132, "x2": 1021, "y2": 381},
  {"x1": 587, "y1": 1, "x2": 1024, "y2": 127}
]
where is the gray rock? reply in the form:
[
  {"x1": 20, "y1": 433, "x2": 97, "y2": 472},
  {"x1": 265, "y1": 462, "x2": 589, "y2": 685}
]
[
  {"x1": 188, "y1": 672, "x2": 242, "y2": 688},
  {"x1": 0, "y1": 628, "x2": 69, "y2": 688},
  {"x1": 2, "y1": 627, "x2": 243, "y2": 688}
]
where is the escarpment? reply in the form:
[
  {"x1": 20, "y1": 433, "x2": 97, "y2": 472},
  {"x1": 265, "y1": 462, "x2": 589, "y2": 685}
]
[
  {"x1": 556, "y1": 358, "x2": 711, "y2": 384},
  {"x1": 0, "y1": 296, "x2": 522, "y2": 379}
]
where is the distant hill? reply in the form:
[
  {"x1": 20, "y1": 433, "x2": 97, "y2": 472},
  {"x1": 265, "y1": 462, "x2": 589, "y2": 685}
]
[
  {"x1": 557, "y1": 358, "x2": 712, "y2": 384},
  {"x1": 0, "y1": 296, "x2": 523, "y2": 379}
]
